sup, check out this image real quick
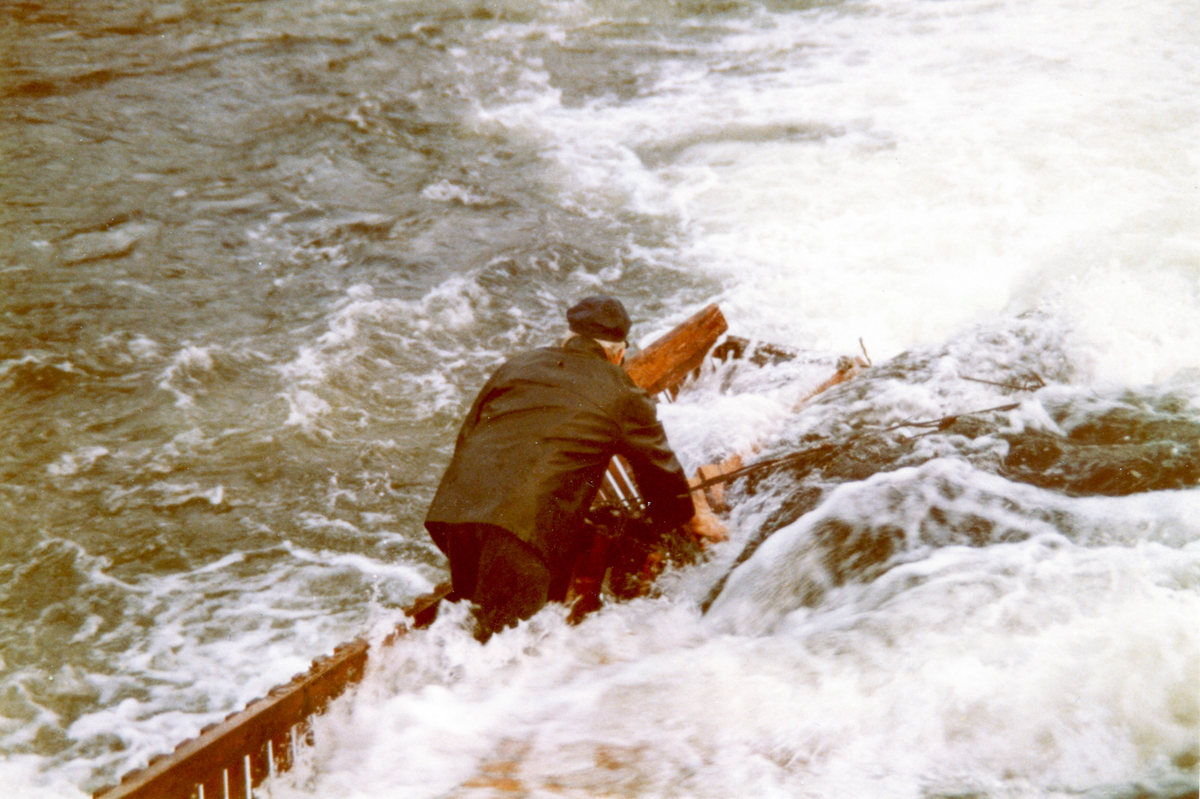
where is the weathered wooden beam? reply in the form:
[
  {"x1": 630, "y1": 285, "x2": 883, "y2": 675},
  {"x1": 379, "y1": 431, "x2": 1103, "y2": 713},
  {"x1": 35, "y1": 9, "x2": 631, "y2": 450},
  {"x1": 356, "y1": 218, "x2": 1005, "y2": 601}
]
[
  {"x1": 711, "y1": 335, "x2": 802, "y2": 366},
  {"x1": 93, "y1": 640, "x2": 369, "y2": 799},
  {"x1": 625, "y1": 304, "x2": 728, "y2": 396},
  {"x1": 92, "y1": 583, "x2": 453, "y2": 799}
]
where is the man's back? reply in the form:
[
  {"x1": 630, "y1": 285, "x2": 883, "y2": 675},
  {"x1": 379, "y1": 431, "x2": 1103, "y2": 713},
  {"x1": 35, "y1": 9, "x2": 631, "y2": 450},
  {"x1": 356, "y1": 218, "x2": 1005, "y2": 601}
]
[{"x1": 426, "y1": 336, "x2": 693, "y2": 590}]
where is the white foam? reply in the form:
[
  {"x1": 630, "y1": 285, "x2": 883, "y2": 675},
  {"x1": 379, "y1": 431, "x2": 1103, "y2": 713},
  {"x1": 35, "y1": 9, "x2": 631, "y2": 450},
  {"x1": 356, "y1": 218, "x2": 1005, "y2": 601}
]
[
  {"x1": 265, "y1": 533, "x2": 1199, "y2": 798},
  {"x1": 0, "y1": 755, "x2": 89, "y2": 799},
  {"x1": 50, "y1": 540, "x2": 436, "y2": 788},
  {"x1": 274, "y1": 278, "x2": 497, "y2": 438},
  {"x1": 46, "y1": 446, "x2": 110, "y2": 477},
  {"x1": 282, "y1": 388, "x2": 332, "y2": 431},
  {"x1": 421, "y1": 179, "x2": 503, "y2": 207},
  {"x1": 707, "y1": 456, "x2": 1200, "y2": 635},
  {"x1": 156, "y1": 345, "x2": 224, "y2": 408},
  {"x1": 480, "y1": 0, "x2": 1199, "y2": 380}
]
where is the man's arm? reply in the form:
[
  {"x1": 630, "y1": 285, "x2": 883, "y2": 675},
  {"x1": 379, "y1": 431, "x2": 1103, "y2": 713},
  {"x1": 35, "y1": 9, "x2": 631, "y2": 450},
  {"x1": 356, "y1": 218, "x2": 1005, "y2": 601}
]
[
  {"x1": 681, "y1": 505, "x2": 727, "y2": 543},
  {"x1": 615, "y1": 388, "x2": 697, "y2": 531}
]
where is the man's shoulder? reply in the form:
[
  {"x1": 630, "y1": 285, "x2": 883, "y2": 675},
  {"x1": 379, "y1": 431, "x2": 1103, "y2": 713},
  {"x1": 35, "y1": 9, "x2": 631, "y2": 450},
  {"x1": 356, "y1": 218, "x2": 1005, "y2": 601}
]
[
  {"x1": 496, "y1": 345, "x2": 570, "y2": 374},
  {"x1": 496, "y1": 344, "x2": 640, "y2": 395}
]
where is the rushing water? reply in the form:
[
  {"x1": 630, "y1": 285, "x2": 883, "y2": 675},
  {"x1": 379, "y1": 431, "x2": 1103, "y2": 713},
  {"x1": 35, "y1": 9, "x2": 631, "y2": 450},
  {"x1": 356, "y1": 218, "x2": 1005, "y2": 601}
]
[{"x1": 1, "y1": 0, "x2": 1197, "y2": 797}]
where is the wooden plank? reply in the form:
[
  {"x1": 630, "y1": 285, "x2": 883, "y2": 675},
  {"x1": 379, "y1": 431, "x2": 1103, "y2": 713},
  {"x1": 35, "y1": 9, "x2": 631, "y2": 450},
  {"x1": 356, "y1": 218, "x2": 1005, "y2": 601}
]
[
  {"x1": 692, "y1": 458, "x2": 744, "y2": 514},
  {"x1": 93, "y1": 584, "x2": 453, "y2": 799},
  {"x1": 625, "y1": 304, "x2": 727, "y2": 396},
  {"x1": 95, "y1": 640, "x2": 370, "y2": 799},
  {"x1": 711, "y1": 335, "x2": 803, "y2": 366}
]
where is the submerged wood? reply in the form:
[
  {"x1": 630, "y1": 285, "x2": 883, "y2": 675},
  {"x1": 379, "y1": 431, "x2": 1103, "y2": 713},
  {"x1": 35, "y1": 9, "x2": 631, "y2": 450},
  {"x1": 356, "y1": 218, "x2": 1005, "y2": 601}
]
[
  {"x1": 92, "y1": 584, "x2": 451, "y2": 799},
  {"x1": 94, "y1": 643, "x2": 367, "y2": 799}
]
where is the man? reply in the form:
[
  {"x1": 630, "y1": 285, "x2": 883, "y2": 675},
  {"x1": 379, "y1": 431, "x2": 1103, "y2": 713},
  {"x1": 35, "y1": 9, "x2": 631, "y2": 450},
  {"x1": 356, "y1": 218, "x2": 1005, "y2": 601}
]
[{"x1": 425, "y1": 296, "x2": 716, "y2": 640}]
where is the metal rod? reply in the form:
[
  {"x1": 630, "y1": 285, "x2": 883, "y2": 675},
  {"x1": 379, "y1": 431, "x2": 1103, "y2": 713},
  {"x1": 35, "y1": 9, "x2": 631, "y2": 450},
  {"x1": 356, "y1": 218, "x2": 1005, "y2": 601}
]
[
  {"x1": 244, "y1": 755, "x2": 252, "y2": 799},
  {"x1": 223, "y1": 769, "x2": 230, "y2": 799},
  {"x1": 268, "y1": 740, "x2": 276, "y2": 781}
]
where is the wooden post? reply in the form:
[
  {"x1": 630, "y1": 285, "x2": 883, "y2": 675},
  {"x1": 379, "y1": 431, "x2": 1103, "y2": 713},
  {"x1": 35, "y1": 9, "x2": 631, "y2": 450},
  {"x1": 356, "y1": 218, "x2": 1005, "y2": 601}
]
[{"x1": 625, "y1": 304, "x2": 727, "y2": 396}]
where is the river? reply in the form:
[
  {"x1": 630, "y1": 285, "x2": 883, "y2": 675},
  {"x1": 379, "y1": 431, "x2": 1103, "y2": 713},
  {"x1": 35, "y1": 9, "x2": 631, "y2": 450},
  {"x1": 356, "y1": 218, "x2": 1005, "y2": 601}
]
[{"x1": 1, "y1": 0, "x2": 1197, "y2": 797}]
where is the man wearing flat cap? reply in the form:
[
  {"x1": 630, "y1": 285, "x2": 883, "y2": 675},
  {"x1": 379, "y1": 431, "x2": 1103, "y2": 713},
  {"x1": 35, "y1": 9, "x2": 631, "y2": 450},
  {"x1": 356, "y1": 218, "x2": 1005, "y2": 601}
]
[{"x1": 425, "y1": 296, "x2": 711, "y2": 640}]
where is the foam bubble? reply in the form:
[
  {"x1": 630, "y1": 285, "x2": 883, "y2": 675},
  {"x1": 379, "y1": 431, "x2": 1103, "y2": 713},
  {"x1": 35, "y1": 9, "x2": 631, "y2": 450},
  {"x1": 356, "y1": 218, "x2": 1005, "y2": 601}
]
[
  {"x1": 46, "y1": 446, "x2": 110, "y2": 477},
  {"x1": 1028, "y1": 262, "x2": 1200, "y2": 386},
  {"x1": 0, "y1": 755, "x2": 90, "y2": 799}
]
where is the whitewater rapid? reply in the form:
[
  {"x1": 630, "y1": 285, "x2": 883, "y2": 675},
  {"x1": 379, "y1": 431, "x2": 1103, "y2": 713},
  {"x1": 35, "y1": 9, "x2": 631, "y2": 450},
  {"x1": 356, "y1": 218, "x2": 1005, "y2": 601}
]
[{"x1": 1, "y1": 0, "x2": 1196, "y2": 797}]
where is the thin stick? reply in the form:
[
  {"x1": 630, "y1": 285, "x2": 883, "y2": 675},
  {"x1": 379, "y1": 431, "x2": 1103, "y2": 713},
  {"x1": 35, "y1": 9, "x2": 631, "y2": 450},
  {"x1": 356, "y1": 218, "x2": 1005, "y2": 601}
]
[
  {"x1": 878, "y1": 403, "x2": 1020, "y2": 432},
  {"x1": 960, "y1": 373, "x2": 1045, "y2": 392},
  {"x1": 686, "y1": 402, "x2": 1021, "y2": 493}
]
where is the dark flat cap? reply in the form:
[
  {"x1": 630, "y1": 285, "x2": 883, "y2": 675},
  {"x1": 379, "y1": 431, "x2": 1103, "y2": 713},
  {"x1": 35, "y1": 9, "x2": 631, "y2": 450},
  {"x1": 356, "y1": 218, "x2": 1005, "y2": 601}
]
[{"x1": 567, "y1": 295, "x2": 631, "y2": 342}]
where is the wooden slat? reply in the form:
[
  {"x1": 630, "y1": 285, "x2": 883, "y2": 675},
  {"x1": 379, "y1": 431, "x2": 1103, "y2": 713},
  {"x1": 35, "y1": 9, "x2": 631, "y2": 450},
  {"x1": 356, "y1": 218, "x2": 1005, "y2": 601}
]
[
  {"x1": 624, "y1": 304, "x2": 727, "y2": 396},
  {"x1": 692, "y1": 458, "x2": 744, "y2": 514},
  {"x1": 95, "y1": 642, "x2": 368, "y2": 799},
  {"x1": 596, "y1": 456, "x2": 644, "y2": 513},
  {"x1": 93, "y1": 584, "x2": 453, "y2": 799}
]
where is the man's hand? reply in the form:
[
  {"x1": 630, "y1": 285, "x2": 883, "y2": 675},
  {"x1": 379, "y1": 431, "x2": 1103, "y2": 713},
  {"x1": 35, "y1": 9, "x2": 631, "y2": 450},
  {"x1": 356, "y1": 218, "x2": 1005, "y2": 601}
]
[{"x1": 683, "y1": 506, "x2": 728, "y2": 544}]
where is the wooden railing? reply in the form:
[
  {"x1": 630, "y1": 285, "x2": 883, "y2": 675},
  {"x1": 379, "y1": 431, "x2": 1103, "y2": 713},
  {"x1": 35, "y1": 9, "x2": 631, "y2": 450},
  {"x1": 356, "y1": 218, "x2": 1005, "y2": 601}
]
[{"x1": 91, "y1": 586, "x2": 449, "y2": 799}]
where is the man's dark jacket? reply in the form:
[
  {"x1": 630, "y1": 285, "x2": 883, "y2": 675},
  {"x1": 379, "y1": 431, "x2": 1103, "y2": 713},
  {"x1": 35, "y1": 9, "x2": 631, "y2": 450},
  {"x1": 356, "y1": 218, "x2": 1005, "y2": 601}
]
[{"x1": 425, "y1": 336, "x2": 695, "y2": 591}]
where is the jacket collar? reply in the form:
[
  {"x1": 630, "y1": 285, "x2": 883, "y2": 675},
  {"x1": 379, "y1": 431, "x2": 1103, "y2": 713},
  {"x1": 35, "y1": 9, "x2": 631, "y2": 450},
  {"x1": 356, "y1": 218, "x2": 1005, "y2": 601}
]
[{"x1": 562, "y1": 335, "x2": 609, "y2": 360}]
